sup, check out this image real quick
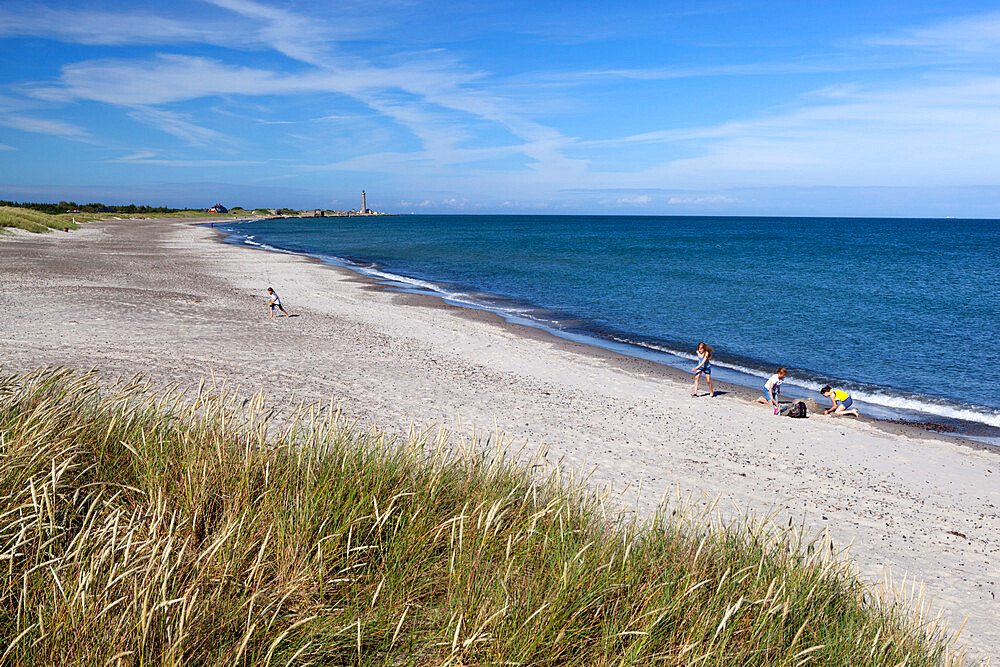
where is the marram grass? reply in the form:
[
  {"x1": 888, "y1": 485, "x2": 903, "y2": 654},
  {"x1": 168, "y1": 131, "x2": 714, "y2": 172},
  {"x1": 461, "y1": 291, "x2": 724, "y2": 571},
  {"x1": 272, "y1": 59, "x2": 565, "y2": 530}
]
[
  {"x1": 0, "y1": 206, "x2": 90, "y2": 232},
  {"x1": 0, "y1": 206, "x2": 231, "y2": 233},
  {"x1": 0, "y1": 369, "x2": 973, "y2": 665}
]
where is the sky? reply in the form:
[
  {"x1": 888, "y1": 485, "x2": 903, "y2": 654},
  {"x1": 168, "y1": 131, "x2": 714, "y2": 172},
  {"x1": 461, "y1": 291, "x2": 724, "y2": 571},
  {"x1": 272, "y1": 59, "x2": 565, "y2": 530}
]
[{"x1": 1, "y1": 0, "x2": 999, "y2": 216}]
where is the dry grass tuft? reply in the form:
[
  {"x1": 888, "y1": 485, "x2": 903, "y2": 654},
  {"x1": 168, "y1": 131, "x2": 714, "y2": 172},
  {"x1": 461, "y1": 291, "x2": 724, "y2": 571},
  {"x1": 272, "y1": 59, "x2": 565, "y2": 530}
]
[{"x1": 0, "y1": 207, "x2": 96, "y2": 232}]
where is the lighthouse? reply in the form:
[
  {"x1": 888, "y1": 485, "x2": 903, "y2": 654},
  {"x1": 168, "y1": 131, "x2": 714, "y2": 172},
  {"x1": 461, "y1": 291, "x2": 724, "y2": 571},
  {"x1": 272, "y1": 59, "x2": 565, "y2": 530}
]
[{"x1": 361, "y1": 190, "x2": 368, "y2": 214}]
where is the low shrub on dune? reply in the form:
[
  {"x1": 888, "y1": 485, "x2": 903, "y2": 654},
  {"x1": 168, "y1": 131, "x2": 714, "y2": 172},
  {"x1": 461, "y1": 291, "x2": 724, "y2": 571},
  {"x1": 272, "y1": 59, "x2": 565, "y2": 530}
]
[{"x1": 0, "y1": 369, "x2": 969, "y2": 665}]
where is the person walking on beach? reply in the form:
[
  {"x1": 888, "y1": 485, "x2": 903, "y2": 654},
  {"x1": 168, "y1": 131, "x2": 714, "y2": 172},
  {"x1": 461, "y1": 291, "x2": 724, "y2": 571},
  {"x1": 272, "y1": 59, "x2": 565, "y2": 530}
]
[
  {"x1": 691, "y1": 342, "x2": 715, "y2": 397},
  {"x1": 756, "y1": 367, "x2": 787, "y2": 410},
  {"x1": 267, "y1": 287, "x2": 289, "y2": 318},
  {"x1": 820, "y1": 385, "x2": 860, "y2": 417}
]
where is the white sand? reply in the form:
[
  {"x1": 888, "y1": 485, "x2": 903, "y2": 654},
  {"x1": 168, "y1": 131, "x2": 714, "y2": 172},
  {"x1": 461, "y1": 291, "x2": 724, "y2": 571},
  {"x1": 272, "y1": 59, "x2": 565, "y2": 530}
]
[{"x1": 2, "y1": 219, "x2": 997, "y2": 660}]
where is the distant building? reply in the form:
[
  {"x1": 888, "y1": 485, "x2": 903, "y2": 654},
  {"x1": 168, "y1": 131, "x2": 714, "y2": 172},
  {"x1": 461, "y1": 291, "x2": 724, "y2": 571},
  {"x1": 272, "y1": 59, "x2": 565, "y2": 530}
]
[
  {"x1": 301, "y1": 209, "x2": 324, "y2": 217},
  {"x1": 361, "y1": 190, "x2": 372, "y2": 214},
  {"x1": 209, "y1": 203, "x2": 228, "y2": 213}
]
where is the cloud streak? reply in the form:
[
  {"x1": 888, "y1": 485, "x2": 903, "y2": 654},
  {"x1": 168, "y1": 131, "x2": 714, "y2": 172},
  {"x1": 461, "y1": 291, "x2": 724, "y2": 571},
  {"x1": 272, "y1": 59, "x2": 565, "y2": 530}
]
[
  {"x1": 109, "y1": 151, "x2": 263, "y2": 166},
  {"x1": 0, "y1": 6, "x2": 225, "y2": 46},
  {"x1": 125, "y1": 108, "x2": 231, "y2": 146},
  {"x1": 862, "y1": 10, "x2": 1000, "y2": 55},
  {"x1": 0, "y1": 1, "x2": 371, "y2": 56},
  {"x1": 632, "y1": 75, "x2": 1000, "y2": 188},
  {"x1": 0, "y1": 114, "x2": 92, "y2": 141}
]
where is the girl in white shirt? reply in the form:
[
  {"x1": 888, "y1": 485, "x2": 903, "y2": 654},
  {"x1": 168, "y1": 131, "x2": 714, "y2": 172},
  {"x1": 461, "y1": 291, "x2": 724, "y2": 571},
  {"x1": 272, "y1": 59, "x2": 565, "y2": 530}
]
[
  {"x1": 267, "y1": 287, "x2": 290, "y2": 318},
  {"x1": 756, "y1": 367, "x2": 787, "y2": 408}
]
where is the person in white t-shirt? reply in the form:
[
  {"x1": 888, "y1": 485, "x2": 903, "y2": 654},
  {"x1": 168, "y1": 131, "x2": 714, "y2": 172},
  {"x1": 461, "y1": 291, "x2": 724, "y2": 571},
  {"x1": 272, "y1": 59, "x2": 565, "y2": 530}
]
[
  {"x1": 756, "y1": 367, "x2": 787, "y2": 408},
  {"x1": 267, "y1": 287, "x2": 289, "y2": 318}
]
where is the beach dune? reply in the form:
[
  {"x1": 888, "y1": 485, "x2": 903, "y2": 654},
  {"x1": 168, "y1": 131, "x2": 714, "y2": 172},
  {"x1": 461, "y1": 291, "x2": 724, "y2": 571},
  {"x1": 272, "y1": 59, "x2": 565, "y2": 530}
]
[{"x1": 2, "y1": 218, "x2": 998, "y2": 660}]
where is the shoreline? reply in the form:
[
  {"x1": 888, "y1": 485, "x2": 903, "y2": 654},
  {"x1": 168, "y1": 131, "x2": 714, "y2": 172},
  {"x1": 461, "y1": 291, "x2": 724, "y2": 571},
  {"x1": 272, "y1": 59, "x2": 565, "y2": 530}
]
[
  {"x1": 212, "y1": 221, "x2": 1000, "y2": 451},
  {"x1": 2, "y1": 218, "x2": 998, "y2": 659}
]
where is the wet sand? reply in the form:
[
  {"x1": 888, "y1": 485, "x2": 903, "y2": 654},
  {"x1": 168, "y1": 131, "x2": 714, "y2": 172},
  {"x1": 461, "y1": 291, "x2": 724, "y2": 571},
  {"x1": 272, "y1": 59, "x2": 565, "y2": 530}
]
[{"x1": 2, "y1": 218, "x2": 998, "y2": 660}]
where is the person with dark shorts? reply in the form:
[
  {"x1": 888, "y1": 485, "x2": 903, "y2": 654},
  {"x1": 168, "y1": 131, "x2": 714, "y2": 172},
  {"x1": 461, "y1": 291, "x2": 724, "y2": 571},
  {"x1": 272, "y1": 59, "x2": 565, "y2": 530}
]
[
  {"x1": 267, "y1": 287, "x2": 290, "y2": 318},
  {"x1": 821, "y1": 385, "x2": 860, "y2": 417},
  {"x1": 691, "y1": 342, "x2": 715, "y2": 397}
]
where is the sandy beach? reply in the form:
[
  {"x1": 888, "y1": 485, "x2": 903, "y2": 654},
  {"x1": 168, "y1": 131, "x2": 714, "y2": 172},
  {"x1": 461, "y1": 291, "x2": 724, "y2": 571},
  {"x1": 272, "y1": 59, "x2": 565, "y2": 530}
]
[{"x1": 2, "y1": 218, "x2": 998, "y2": 660}]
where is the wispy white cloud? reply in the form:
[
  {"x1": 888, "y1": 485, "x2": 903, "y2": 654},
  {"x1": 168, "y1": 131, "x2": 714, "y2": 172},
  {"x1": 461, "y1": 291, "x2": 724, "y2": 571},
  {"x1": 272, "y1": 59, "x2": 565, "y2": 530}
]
[
  {"x1": 617, "y1": 195, "x2": 651, "y2": 205},
  {"x1": 667, "y1": 194, "x2": 734, "y2": 205},
  {"x1": 0, "y1": 93, "x2": 94, "y2": 142},
  {"x1": 110, "y1": 151, "x2": 263, "y2": 166},
  {"x1": 0, "y1": 7, "x2": 225, "y2": 46},
  {"x1": 126, "y1": 108, "x2": 228, "y2": 146},
  {"x1": 41, "y1": 55, "x2": 290, "y2": 106},
  {"x1": 204, "y1": 0, "x2": 340, "y2": 66},
  {"x1": 534, "y1": 60, "x2": 888, "y2": 86},
  {"x1": 44, "y1": 53, "x2": 484, "y2": 108},
  {"x1": 0, "y1": 2, "x2": 371, "y2": 58},
  {"x1": 41, "y1": 51, "x2": 566, "y2": 170},
  {"x1": 863, "y1": 10, "x2": 1000, "y2": 54},
  {"x1": 0, "y1": 142, "x2": 16, "y2": 151},
  {"x1": 617, "y1": 75, "x2": 1000, "y2": 189},
  {"x1": 0, "y1": 113, "x2": 92, "y2": 141}
]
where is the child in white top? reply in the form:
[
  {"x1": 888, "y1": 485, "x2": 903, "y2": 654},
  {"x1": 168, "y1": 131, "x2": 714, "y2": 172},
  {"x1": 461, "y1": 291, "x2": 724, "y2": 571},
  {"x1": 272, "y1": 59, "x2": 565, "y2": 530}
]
[
  {"x1": 756, "y1": 367, "x2": 787, "y2": 408},
  {"x1": 267, "y1": 287, "x2": 289, "y2": 318}
]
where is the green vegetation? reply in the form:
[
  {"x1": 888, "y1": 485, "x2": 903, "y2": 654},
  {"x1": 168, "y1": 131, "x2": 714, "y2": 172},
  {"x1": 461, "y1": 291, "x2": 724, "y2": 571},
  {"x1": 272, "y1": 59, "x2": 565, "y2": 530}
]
[
  {"x1": 0, "y1": 200, "x2": 182, "y2": 215},
  {"x1": 0, "y1": 201, "x2": 309, "y2": 232},
  {"x1": 0, "y1": 205, "x2": 239, "y2": 233},
  {"x1": 0, "y1": 369, "x2": 969, "y2": 665},
  {"x1": 0, "y1": 206, "x2": 90, "y2": 233}
]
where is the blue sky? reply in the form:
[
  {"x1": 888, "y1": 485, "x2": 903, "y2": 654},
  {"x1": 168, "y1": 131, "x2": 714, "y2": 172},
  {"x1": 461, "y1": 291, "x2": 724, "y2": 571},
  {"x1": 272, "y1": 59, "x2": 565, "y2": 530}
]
[{"x1": 1, "y1": 0, "x2": 999, "y2": 216}]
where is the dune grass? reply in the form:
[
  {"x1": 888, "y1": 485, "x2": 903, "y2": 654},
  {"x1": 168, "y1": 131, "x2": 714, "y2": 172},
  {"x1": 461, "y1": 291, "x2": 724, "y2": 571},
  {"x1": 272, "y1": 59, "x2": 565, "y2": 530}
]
[
  {"x1": 0, "y1": 206, "x2": 92, "y2": 233},
  {"x1": 0, "y1": 369, "x2": 971, "y2": 665},
  {"x1": 0, "y1": 206, "x2": 235, "y2": 233}
]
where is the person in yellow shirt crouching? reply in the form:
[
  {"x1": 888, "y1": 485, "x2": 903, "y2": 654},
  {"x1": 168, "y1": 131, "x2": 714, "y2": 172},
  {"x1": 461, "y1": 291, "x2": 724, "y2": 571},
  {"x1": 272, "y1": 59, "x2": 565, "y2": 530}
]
[{"x1": 820, "y1": 385, "x2": 860, "y2": 418}]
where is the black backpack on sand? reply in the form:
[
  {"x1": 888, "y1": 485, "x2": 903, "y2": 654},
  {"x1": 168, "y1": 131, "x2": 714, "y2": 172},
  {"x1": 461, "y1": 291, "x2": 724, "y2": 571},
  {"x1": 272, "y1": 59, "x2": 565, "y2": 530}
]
[{"x1": 786, "y1": 401, "x2": 807, "y2": 418}]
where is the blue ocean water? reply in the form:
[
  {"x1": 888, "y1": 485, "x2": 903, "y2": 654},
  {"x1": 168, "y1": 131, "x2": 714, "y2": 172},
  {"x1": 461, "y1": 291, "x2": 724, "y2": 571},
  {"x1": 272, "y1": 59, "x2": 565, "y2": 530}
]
[{"x1": 218, "y1": 215, "x2": 1000, "y2": 431}]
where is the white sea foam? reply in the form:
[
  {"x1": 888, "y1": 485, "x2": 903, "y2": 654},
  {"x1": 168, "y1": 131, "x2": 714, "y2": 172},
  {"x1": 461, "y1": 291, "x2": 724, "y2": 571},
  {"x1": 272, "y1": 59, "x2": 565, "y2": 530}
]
[
  {"x1": 354, "y1": 266, "x2": 553, "y2": 320},
  {"x1": 611, "y1": 338, "x2": 1000, "y2": 428},
  {"x1": 360, "y1": 267, "x2": 449, "y2": 295},
  {"x1": 239, "y1": 236, "x2": 297, "y2": 254},
  {"x1": 795, "y1": 383, "x2": 1000, "y2": 428}
]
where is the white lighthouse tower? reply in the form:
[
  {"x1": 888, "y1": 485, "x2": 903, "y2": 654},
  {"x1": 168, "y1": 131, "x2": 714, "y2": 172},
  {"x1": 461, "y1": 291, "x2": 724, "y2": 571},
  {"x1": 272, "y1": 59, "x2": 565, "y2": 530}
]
[{"x1": 361, "y1": 190, "x2": 368, "y2": 214}]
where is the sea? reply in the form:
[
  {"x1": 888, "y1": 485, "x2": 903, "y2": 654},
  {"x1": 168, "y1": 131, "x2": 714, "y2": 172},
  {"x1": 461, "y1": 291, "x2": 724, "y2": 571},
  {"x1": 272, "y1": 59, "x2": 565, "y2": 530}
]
[{"x1": 216, "y1": 215, "x2": 1000, "y2": 442}]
